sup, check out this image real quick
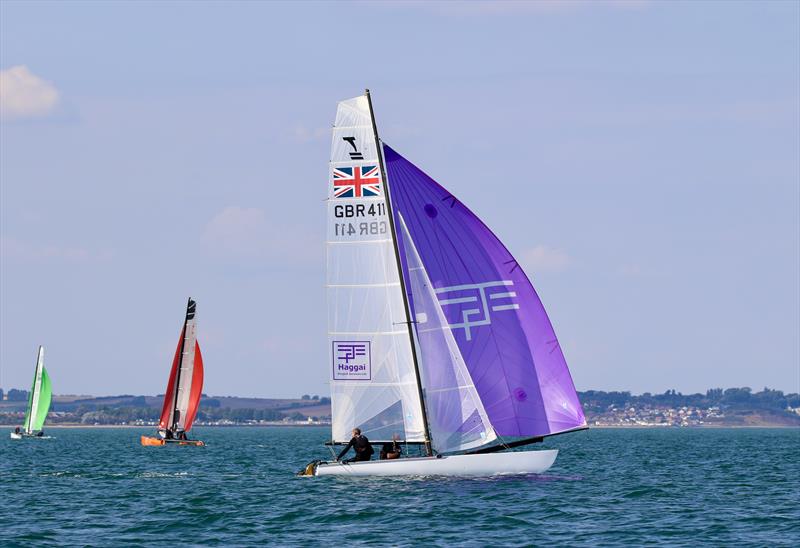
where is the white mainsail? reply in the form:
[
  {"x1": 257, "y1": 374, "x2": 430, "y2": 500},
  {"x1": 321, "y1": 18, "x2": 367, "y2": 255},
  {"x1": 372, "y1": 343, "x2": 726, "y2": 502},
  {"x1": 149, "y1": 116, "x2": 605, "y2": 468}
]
[
  {"x1": 172, "y1": 306, "x2": 198, "y2": 431},
  {"x1": 26, "y1": 346, "x2": 44, "y2": 433},
  {"x1": 327, "y1": 95, "x2": 425, "y2": 443},
  {"x1": 24, "y1": 346, "x2": 51, "y2": 434}
]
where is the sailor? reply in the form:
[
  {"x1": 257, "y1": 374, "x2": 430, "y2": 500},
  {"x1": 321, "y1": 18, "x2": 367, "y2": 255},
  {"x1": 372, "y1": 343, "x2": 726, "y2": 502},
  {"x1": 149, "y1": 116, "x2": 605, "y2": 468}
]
[
  {"x1": 176, "y1": 430, "x2": 188, "y2": 441},
  {"x1": 14, "y1": 426, "x2": 20, "y2": 435},
  {"x1": 337, "y1": 428, "x2": 373, "y2": 463},
  {"x1": 380, "y1": 434, "x2": 402, "y2": 460}
]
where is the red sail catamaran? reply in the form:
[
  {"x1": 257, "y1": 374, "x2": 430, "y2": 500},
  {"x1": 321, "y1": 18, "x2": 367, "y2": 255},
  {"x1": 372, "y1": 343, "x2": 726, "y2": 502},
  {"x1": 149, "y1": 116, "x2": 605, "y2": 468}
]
[{"x1": 141, "y1": 298, "x2": 205, "y2": 447}]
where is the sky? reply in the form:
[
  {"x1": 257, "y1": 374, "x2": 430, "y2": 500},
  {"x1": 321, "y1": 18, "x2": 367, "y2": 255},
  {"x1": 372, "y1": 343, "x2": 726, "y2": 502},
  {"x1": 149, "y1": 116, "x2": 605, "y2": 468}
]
[{"x1": 1, "y1": 0, "x2": 798, "y2": 398}]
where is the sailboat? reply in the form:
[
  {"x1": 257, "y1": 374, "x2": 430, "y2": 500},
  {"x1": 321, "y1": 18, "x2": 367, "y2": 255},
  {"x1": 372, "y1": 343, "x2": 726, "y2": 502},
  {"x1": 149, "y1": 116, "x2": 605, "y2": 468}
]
[
  {"x1": 141, "y1": 298, "x2": 205, "y2": 447},
  {"x1": 300, "y1": 91, "x2": 586, "y2": 477},
  {"x1": 10, "y1": 346, "x2": 52, "y2": 440}
]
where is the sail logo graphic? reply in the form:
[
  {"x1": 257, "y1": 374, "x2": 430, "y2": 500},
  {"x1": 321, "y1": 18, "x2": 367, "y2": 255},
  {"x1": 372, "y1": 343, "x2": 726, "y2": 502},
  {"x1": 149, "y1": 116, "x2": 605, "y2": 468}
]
[
  {"x1": 342, "y1": 136, "x2": 363, "y2": 160},
  {"x1": 332, "y1": 166, "x2": 381, "y2": 198},
  {"x1": 332, "y1": 341, "x2": 371, "y2": 380},
  {"x1": 435, "y1": 281, "x2": 520, "y2": 341}
]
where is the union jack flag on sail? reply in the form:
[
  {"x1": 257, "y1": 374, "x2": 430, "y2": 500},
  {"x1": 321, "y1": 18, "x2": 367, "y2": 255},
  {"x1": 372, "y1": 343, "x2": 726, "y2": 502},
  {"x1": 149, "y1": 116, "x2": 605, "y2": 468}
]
[{"x1": 332, "y1": 165, "x2": 381, "y2": 198}]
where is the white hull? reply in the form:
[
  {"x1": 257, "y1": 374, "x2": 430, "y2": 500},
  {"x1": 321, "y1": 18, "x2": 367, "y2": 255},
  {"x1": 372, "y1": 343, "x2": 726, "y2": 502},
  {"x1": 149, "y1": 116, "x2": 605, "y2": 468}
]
[
  {"x1": 9, "y1": 432, "x2": 50, "y2": 440},
  {"x1": 313, "y1": 449, "x2": 558, "y2": 477}
]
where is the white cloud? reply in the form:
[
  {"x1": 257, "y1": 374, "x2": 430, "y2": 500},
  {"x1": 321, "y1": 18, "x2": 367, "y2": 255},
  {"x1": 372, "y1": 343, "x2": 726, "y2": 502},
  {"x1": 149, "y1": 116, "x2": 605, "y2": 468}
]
[
  {"x1": 292, "y1": 124, "x2": 328, "y2": 143},
  {"x1": 617, "y1": 263, "x2": 643, "y2": 277},
  {"x1": 521, "y1": 245, "x2": 571, "y2": 273},
  {"x1": 461, "y1": 0, "x2": 648, "y2": 14},
  {"x1": 0, "y1": 65, "x2": 60, "y2": 120},
  {"x1": 202, "y1": 206, "x2": 267, "y2": 257},
  {"x1": 0, "y1": 235, "x2": 109, "y2": 263},
  {"x1": 202, "y1": 206, "x2": 317, "y2": 264},
  {"x1": 374, "y1": 0, "x2": 649, "y2": 16},
  {"x1": 616, "y1": 263, "x2": 669, "y2": 278}
]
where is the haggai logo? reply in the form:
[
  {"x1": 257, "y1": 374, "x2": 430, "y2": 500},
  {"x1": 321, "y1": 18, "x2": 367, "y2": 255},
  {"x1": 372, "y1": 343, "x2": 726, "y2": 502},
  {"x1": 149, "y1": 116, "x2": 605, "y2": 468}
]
[{"x1": 332, "y1": 341, "x2": 371, "y2": 380}]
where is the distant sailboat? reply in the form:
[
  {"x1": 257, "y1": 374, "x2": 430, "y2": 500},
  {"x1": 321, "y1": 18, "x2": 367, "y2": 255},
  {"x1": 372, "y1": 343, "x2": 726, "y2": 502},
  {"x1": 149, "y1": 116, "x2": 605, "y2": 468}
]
[
  {"x1": 10, "y1": 346, "x2": 52, "y2": 440},
  {"x1": 141, "y1": 298, "x2": 205, "y2": 447},
  {"x1": 300, "y1": 91, "x2": 586, "y2": 476}
]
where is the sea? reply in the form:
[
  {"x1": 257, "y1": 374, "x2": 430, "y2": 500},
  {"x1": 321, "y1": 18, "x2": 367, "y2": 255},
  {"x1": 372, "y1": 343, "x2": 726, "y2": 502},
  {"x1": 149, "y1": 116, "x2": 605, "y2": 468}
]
[{"x1": 1, "y1": 427, "x2": 798, "y2": 546}]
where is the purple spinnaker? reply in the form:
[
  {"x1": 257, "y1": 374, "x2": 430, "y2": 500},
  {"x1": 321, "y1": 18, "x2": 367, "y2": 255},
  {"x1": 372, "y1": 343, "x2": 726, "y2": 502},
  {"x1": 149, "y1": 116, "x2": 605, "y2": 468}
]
[{"x1": 385, "y1": 144, "x2": 586, "y2": 438}]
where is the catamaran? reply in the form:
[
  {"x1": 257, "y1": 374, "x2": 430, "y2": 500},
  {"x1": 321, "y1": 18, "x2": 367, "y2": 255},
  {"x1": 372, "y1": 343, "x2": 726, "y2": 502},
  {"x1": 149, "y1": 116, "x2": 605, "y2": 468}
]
[
  {"x1": 300, "y1": 91, "x2": 586, "y2": 477},
  {"x1": 141, "y1": 298, "x2": 205, "y2": 447},
  {"x1": 10, "y1": 346, "x2": 52, "y2": 440}
]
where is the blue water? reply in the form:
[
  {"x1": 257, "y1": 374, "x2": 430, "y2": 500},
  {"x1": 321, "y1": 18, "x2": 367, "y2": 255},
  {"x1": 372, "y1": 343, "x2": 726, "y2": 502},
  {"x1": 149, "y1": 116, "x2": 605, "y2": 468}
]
[{"x1": 1, "y1": 427, "x2": 798, "y2": 546}]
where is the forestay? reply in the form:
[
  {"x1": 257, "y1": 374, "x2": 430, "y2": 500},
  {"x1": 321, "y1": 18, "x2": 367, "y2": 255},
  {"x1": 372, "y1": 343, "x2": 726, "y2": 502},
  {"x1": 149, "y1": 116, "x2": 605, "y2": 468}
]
[
  {"x1": 385, "y1": 144, "x2": 586, "y2": 438},
  {"x1": 327, "y1": 96, "x2": 426, "y2": 443},
  {"x1": 24, "y1": 345, "x2": 52, "y2": 434}
]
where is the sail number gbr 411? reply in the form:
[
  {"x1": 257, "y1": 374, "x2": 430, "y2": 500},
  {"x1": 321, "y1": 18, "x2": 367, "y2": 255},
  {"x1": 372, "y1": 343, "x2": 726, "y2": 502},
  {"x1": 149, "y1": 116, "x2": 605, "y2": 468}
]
[{"x1": 332, "y1": 202, "x2": 388, "y2": 237}]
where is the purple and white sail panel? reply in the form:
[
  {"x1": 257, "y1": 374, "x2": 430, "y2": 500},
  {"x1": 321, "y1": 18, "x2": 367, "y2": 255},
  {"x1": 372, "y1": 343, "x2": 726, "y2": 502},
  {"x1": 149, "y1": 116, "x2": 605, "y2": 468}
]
[
  {"x1": 326, "y1": 96, "x2": 426, "y2": 443},
  {"x1": 398, "y1": 214, "x2": 497, "y2": 453},
  {"x1": 385, "y1": 144, "x2": 586, "y2": 438}
]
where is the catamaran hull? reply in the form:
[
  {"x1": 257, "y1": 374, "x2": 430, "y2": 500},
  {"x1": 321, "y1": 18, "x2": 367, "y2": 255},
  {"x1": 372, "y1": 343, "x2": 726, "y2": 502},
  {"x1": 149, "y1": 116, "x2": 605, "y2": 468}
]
[
  {"x1": 10, "y1": 432, "x2": 51, "y2": 440},
  {"x1": 311, "y1": 449, "x2": 558, "y2": 477},
  {"x1": 140, "y1": 435, "x2": 204, "y2": 447}
]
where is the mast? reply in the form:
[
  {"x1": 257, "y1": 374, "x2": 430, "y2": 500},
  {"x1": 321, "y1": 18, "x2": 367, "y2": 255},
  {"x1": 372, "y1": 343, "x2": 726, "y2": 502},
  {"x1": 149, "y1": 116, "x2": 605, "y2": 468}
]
[
  {"x1": 169, "y1": 298, "x2": 193, "y2": 432},
  {"x1": 365, "y1": 89, "x2": 433, "y2": 456}
]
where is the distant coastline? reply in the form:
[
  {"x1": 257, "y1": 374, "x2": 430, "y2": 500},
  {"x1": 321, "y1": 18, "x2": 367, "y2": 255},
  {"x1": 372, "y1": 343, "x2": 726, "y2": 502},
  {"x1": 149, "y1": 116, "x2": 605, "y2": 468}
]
[
  {"x1": 0, "y1": 422, "x2": 329, "y2": 428},
  {"x1": 2, "y1": 423, "x2": 798, "y2": 432},
  {"x1": 2, "y1": 387, "x2": 798, "y2": 428}
]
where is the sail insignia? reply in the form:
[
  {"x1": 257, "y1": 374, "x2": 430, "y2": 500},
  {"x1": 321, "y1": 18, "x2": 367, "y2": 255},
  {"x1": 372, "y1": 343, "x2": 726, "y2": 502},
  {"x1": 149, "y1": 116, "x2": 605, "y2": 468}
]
[{"x1": 186, "y1": 299, "x2": 196, "y2": 320}]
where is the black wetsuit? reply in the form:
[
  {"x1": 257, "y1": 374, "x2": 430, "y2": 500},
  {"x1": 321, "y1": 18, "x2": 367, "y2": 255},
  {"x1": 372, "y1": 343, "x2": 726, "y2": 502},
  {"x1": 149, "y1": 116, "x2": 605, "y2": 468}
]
[
  {"x1": 380, "y1": 440, "x2": 402, "y2": 459},
  {"x1": 338, "y1": 434, "x2": 373, "y2": 462}
]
